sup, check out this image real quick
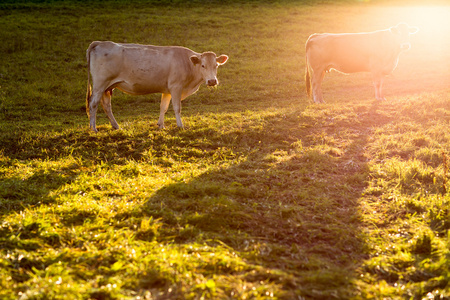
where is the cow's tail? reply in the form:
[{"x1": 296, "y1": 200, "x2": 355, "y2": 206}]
[
  {"x1": 305, "y1": 60, "x2": 311, "y2": 98},
  {"x1": 304, "y1": 36, "x2": 313, "y2": 98},
  {"x1": 86, "y1": 75, "x2": 92, "y2": 119},
  {"x1": 86, "y1": 42, "x2": 98, "y2": 118}
]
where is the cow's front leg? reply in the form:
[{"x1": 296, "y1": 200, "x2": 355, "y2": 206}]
[
  {"x1": 373, "y1": 75, "x2": 386, "y2": 101},
  {"x1": 171, "y1": 90, "x2": 184, "y2": 128},
  {"x1": 157, "y1": 93, "x2": 171, "y2": 129}
]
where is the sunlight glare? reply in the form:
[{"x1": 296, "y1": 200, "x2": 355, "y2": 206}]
[
  {"x1": 401, "y1": 6, "x2": 450, "y2": 43},
  {"x1": 389, "y1": 5, "x2": 450, "y2": 79}
]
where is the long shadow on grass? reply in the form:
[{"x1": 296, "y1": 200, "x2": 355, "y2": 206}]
[
  {"x1": 0, "y1": 101, "x2": 395, "y2": 298},
  {"x1": 138, "y1": 103, "x2": 392, "y2": 299}
]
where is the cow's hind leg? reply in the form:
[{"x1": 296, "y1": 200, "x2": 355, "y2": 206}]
[
  {"x1": 311, "y1": 69, "x2": 326, "y2": 103},
  {"x1": 157, "y1": 93, "x2": 171, "y2": 129},
  {"x1": 101, "y1": 91, "x2": 119, "y2": 129},
  {"x1": 88, "y1": 90, "x2": 102, "y2": 132}
]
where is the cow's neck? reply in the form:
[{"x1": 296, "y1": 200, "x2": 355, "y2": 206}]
[
  {"x1": 180, "y1": 66, "x2": 204, "y2": 99},
  {"x1": 187, "y1": 66, "x2": 204, "y2": 90}
]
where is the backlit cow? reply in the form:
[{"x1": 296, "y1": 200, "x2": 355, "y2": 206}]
[
  {"x1": 86, "y1": 41, "x2": 228, "y2": 132},
  {"x1": 305, "y1": 23, "x2": 418, "y2": 103}
]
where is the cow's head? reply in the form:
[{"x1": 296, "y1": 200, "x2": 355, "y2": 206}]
[
  {"x1": 390, "y1": 23, "x2": 419, "y2": 51},
  {"x1": 190, "y1": 52, "x2": 228, "y2": 86}
]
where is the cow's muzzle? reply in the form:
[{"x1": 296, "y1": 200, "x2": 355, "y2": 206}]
[{"x1": 207, "y1": 79, "x2": 218, "y2": 86}]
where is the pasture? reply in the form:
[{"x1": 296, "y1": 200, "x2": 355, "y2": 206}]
[{"x1": 1, "y1": 0, "x2": 450, "y2": 299}]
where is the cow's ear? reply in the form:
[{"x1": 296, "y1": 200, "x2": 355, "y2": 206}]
[
  {"x1": 216, "y1": 55, "x2": 228, "y2": 65},
  {"x1": 190, "y1": 55, "x2": 201, "y2": 65},
  {"x1": 409, "y1": 26, "x2": 419, "y2": 34}
]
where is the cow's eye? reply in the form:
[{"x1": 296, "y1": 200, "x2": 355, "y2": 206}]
[{"x1": 201, "y1": 65, "x2": 205, "y2": 68}]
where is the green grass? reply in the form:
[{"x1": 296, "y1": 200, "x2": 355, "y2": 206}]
[{"x1": 1, "y1": 0, "x2": 450, "y2": 299}]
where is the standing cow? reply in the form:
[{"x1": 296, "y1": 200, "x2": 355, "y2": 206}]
[
  {"x1": 86, "y1": 41, "x2": 228, "y2": 132},
  {"x1": 305, "y1": 23, "x2": 418, "y2": 103}
]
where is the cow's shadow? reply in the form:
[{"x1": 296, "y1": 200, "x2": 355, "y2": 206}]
[
  {"x1": 139, "y1": 140, "x2": 370, "y2": 298},
  {"x1": 134, "y1": 103, "x2": 391, "y2": 298}
]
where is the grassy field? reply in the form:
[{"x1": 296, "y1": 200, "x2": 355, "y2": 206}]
[{"x1": 1, "y1": 0, "x2": 450, "y2": 299}]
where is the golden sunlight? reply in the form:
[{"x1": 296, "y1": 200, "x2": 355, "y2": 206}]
[
  {"x1": 400, "y1": 6, "x2": 450, "y2": 42},
  {"x1": 369, "y1": 5, "x2": 450, "y2": 52},
  {"x1": 377, "y1": 5, "x2": 450, "y2": 89},
  {"x1": 328, "y1": 4, "x2": 450, "y2": 96}
]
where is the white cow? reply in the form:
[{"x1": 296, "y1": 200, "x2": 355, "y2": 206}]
[
  {"x1": 86, "y1": 41, "x2": 228, "y2": 132},
  {"x1": 305, "y1": 23, "x2": 418, "y2": 103}
]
